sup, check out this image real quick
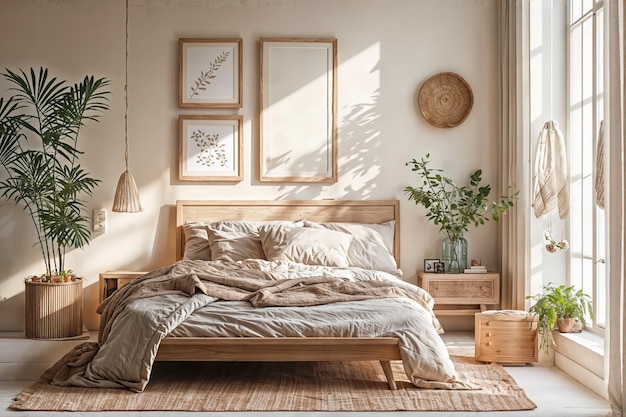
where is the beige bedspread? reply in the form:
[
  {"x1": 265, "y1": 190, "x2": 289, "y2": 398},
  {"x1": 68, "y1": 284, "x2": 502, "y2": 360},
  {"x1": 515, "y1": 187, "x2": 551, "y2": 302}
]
[{"x1": 43, "y1": 259, "x2": 477, "y2": 392}]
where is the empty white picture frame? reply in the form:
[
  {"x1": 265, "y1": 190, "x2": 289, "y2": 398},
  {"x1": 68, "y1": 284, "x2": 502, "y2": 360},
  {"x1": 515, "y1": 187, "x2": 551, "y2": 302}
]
[{"x1": 259, "y1": 38, "x2": 337, "y2": 182}]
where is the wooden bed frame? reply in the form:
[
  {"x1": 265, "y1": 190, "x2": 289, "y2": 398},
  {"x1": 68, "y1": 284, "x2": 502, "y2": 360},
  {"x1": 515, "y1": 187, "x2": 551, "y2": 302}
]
[{"x1": 156, "y1": 199, "x2": 403, "y2": 389}]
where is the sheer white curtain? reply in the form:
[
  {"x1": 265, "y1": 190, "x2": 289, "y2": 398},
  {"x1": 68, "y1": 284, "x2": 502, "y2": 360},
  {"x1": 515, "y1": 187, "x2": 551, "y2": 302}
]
[
  {"x1": 498, "y1": 0, "x2": 530, "y2": 310},
  {"x1": 606, "y1": 0, "x2": 626, "y2": 415}
]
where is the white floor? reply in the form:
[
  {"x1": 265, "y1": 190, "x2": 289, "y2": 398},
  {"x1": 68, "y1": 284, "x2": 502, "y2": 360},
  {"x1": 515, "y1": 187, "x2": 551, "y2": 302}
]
[{"x1": 0, "y1": 332, "x2": 612, "y2": 417}]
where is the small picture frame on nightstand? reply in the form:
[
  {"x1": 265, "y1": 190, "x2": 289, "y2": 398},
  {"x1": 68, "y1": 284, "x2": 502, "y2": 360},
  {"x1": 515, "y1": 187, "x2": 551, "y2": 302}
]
[
  {"x1": 424, "y1": 259, "x2": 439, "y2": 273},
  {"x1": 434, "y1": 261, "x2": 445, "y2": 273}
]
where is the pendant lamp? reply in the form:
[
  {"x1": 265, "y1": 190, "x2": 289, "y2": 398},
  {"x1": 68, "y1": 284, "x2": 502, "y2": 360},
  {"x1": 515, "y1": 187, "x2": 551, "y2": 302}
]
[{"x1": 113, "y1": 0, "x2": 143, "y2": 213}]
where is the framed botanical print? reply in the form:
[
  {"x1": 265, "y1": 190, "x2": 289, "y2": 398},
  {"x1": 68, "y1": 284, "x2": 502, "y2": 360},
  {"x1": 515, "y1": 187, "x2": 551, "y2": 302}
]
[
  {"x1": 178, "y1": 115, "x2": 243, "y2": 181},
  {"x1": 179, "y1": 38, "x2": 242, "y2": 108}
]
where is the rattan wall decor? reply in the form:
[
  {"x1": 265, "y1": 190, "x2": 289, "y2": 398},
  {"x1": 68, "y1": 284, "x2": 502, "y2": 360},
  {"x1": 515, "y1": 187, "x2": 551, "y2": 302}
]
[{"x1": 416, "y1": 72, "x2": 473, "y2": 128}]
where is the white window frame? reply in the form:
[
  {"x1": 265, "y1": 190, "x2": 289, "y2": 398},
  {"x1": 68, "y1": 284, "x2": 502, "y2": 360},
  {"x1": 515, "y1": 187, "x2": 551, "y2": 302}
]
[{"x1": 567, "y1": 0, "x2": 605, "y2": 331}]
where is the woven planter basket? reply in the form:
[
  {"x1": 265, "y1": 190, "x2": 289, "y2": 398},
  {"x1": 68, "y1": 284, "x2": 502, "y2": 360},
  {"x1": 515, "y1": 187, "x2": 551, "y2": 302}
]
[
  {"x1": 24, "y1": 278, "x2": 83, "y2": 339},
  {"x1": 417, "y1": 72, "x2": 473, "y2": 128}
]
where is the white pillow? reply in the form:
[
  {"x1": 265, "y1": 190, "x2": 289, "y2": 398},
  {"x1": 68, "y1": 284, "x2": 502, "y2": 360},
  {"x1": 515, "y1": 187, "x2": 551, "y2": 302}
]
[
  {"x1": 258, "y1": 224, "x2": 353, "y2": 267},
  {"x1": 303, "y1": 220, "x2": 401, "y2": 276}
]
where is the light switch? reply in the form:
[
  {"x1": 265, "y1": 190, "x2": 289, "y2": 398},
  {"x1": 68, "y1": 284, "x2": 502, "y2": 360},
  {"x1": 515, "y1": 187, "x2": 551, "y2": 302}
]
[{"x1": 93, "y1": 209, "x2": 107, "y2": 233}]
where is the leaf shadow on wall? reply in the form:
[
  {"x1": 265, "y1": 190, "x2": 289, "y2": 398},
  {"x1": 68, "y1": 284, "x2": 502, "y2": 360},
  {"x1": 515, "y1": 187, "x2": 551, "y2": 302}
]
[{"x1": 267, "y1": 90, "x2": 384, "y2": 201}]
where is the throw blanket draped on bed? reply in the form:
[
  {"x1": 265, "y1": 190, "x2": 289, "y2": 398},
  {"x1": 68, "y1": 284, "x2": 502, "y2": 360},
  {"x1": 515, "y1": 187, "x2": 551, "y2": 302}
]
[{"x1": 41, "y1": 259, "x2": 477, "y2": 392}]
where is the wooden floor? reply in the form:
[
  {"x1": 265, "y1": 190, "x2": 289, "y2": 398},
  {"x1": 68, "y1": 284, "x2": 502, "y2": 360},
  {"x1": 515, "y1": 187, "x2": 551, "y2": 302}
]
[{"x1": 0, "y1": 331, "x2": 611, "y2": 416}]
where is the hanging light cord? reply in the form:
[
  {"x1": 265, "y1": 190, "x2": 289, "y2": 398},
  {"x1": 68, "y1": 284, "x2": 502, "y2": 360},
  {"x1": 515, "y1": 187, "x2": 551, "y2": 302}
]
[
  {"x1": 112, "y1": 0, "x2": 142, "y2": 213},
  {"x1": 124, "y1": 0, "x2": 130, "y2": 172}
]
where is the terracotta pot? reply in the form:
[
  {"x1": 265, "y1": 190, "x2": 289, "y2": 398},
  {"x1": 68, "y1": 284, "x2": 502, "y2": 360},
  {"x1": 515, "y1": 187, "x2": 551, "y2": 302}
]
[{"x1": 557, "y1": 317, "x2": 577, "y2": 333}]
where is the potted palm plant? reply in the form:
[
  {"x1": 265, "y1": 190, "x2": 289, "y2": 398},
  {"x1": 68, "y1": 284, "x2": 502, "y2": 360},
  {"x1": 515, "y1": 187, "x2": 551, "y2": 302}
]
[
  {"x1": 526, "y1": 283, "x2": 593, "y2": 354},
  {"x1": 0, "y1": 67, "x2": 110, "y2": 338},
  {"x1": 405, "y1": 154, "x2": 518, "y2": 273}
]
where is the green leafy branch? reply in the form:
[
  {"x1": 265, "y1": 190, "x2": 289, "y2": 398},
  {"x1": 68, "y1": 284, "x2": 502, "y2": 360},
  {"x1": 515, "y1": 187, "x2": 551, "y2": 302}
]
[{"x1": 404, "y1": 154, "x2": 518, "y2": 242}]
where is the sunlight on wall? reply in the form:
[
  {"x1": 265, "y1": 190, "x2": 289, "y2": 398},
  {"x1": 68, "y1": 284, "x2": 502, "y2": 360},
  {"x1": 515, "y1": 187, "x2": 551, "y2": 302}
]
[
  {"x1": 0, "y1": 0, "x2": 501, "y2": 332},
  {"x1": 334, "y1": 43, "x2": 382, "y2": 196}
]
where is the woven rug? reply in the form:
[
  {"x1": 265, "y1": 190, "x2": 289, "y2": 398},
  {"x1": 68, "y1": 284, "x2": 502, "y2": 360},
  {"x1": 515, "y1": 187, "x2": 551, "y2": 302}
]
[{"x1": 11, "y1": 355, "x2": 536, "y2": 412}]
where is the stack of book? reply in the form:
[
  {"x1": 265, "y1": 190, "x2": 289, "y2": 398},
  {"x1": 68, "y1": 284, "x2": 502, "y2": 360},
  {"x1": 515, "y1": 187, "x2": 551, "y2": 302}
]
[{"x1": 464, "y1": 265, "x2": 487, "y2": 274}]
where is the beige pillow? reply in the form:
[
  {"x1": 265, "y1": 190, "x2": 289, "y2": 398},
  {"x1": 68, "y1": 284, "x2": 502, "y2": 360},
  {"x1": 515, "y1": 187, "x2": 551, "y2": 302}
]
[
  {"x1": 182, "y1": 220, "x2": 302, "y2": 261},
  {"x1": 207, "y1": 229, "x2": 265, "y2": 262},
  {"x1": 182, "y1": 222, "x2": 212, "y2": 261},
  {"x1": 259, "y1": 224, "x2": 353, "y2": 267},
  {"x1": 303, "y1": 220, "x2": 400, "y2": 275}
]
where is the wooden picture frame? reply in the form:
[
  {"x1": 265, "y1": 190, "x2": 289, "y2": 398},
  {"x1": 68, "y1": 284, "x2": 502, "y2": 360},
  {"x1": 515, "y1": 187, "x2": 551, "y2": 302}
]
[
  {"x1": 179, "y1": 38, "x2": 242, "y2": 108},
  {"x1": 178, "y1": 115, "x2": 243, "y2": 181},
  {"x1": 259, "y1": 37, "x2": 337, "y2": 182}
]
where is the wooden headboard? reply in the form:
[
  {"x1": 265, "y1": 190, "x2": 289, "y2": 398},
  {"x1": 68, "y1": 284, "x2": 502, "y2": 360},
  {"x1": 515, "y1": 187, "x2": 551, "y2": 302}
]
[{"x1": 176, "y1": 200, "x2": 400, "y2": 264}]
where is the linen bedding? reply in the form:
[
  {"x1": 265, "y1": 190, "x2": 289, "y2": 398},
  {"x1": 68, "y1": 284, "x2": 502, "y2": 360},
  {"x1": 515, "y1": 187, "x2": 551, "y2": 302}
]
[{"x1": 43, "y1": 218, "x2": 476, "y2": 392}]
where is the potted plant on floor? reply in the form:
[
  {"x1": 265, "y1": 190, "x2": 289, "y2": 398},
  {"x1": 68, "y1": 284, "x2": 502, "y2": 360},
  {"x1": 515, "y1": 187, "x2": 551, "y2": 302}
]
[
  {"x1": 0, "y1": 67, "x2": 110, "y2": 338},
  {"x1": 405, "y1": 154, "x2": 518, "y2": 273},
  {"x1": 526, "y1": 283, "x2": 593, "y2": 354}
]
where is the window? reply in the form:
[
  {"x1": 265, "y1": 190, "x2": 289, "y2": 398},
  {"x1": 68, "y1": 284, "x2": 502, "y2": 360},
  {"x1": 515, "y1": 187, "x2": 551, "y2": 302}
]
[{"x1": 568, "y1": 0, "x2": 605, "y2": 329}]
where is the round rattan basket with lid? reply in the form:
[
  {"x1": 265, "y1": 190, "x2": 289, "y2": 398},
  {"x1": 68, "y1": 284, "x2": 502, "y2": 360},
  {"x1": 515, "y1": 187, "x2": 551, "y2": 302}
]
[{"x1": 417, "y1": 72, "x2": 473, "y2": 128}]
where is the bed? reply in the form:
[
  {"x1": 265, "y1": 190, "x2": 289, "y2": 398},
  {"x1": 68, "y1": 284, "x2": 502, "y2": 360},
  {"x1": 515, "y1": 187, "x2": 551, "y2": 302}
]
[
  {"x1": 46, "y1": 199, "x2": 474, "y2": 392},
  {"x1": 160, "y1": 199, "x2": 403, "y2": 388}
]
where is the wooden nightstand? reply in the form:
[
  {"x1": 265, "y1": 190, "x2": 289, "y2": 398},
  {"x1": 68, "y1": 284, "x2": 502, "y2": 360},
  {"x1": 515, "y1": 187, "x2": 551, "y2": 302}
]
[
  {"x1": 475, "y1": 310, "x2": 538, "y2": 364},
  {"x1": 417, "y1": 271, "x2": 500, "y2": 316},
  {"x1": 98, "y1": 271, "x2": 147, "y2": 303}
]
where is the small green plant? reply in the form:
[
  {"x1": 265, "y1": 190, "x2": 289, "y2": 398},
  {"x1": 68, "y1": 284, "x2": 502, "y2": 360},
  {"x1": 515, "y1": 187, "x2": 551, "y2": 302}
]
[{"x1": 526, "y1": 283, "x2": 593, "y2": 354}]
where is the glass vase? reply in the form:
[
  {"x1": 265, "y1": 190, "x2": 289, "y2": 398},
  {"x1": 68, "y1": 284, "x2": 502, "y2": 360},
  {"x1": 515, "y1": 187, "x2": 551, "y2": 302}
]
[{"x1": 442, "y1": 235, "x2": 468, "y2": 273}]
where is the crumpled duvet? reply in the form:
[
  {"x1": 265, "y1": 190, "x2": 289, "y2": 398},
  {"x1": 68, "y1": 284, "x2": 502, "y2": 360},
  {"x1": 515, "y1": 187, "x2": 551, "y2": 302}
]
[{"x1": 43, "y1": 259, "x2": 477, "y2": 392}]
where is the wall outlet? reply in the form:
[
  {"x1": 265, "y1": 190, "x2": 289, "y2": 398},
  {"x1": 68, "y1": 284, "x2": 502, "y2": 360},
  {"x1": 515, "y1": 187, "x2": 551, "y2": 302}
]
[{"x1": 93, "y1": 209, "x2": 107, "y2": 233}]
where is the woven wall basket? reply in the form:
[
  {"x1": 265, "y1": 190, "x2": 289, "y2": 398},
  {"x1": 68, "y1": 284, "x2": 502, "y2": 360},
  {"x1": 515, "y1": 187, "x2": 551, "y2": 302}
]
[{"x1": 417, "y1": 72, "x2": 473, "y2": 128}]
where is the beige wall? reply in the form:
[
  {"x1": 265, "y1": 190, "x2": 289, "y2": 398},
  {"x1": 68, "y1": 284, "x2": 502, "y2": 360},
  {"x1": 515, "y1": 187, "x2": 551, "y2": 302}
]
[{"x1": 0, "y1": 0, "x2": 500, "y2": 331}]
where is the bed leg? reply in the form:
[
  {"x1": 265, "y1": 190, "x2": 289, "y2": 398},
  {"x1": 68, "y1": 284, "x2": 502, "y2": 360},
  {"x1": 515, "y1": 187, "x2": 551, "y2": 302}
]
[{"x1": 379, "y1": 361, "x2": 397, "y2": 390}]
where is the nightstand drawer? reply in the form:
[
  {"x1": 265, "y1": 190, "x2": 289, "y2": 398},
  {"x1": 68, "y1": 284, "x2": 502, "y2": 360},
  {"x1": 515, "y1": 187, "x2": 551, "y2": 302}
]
[
  {"x1": 99, "y1": 271, "x2": 147, "y2": 303},
  {"x1": 427, "y1": 279, "x2": 495, "y2": 301},
  {"x1": 417, "y1": 272, "x2": 500, "y2": 305},
  {"x1": 477, "y1": 318, "x2": 535, "y2": 332},
  {"x1": 117, "y1": 277, "x2": 135, "y2": 288}
]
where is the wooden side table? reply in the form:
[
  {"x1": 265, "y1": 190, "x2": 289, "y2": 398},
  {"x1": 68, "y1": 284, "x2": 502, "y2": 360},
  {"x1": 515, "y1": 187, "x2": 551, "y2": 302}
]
[
  {"x1": 417, "y1": 271, "x2": 500, "y2": 316},
  {"x1": 98, "y1": 271, "x2": 147, "y2": 303},
  {"x1": 475, "y1": 310, "x2": 538, "y2": 364}
]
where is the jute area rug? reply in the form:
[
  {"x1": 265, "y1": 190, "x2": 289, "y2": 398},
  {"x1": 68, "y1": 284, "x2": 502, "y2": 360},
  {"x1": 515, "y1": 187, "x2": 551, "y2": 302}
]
[{"x1": 11, "y1": 354, "x2": 536, "y2": 412}]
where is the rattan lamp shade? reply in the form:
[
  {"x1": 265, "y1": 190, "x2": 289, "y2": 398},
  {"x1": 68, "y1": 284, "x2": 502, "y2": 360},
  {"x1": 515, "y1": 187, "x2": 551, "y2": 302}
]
[
  {"x1": 417, "y1": 72, "x2": 473, "y2": 128},
  {"x1": 113, "y1": 170, "x2": 142, "y2": 212}
]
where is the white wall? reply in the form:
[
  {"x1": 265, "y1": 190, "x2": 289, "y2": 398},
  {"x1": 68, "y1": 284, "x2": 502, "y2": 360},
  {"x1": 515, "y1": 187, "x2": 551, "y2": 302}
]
[{"x1": 0, "y1": 0, "x2": 500, "y2": 331}]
